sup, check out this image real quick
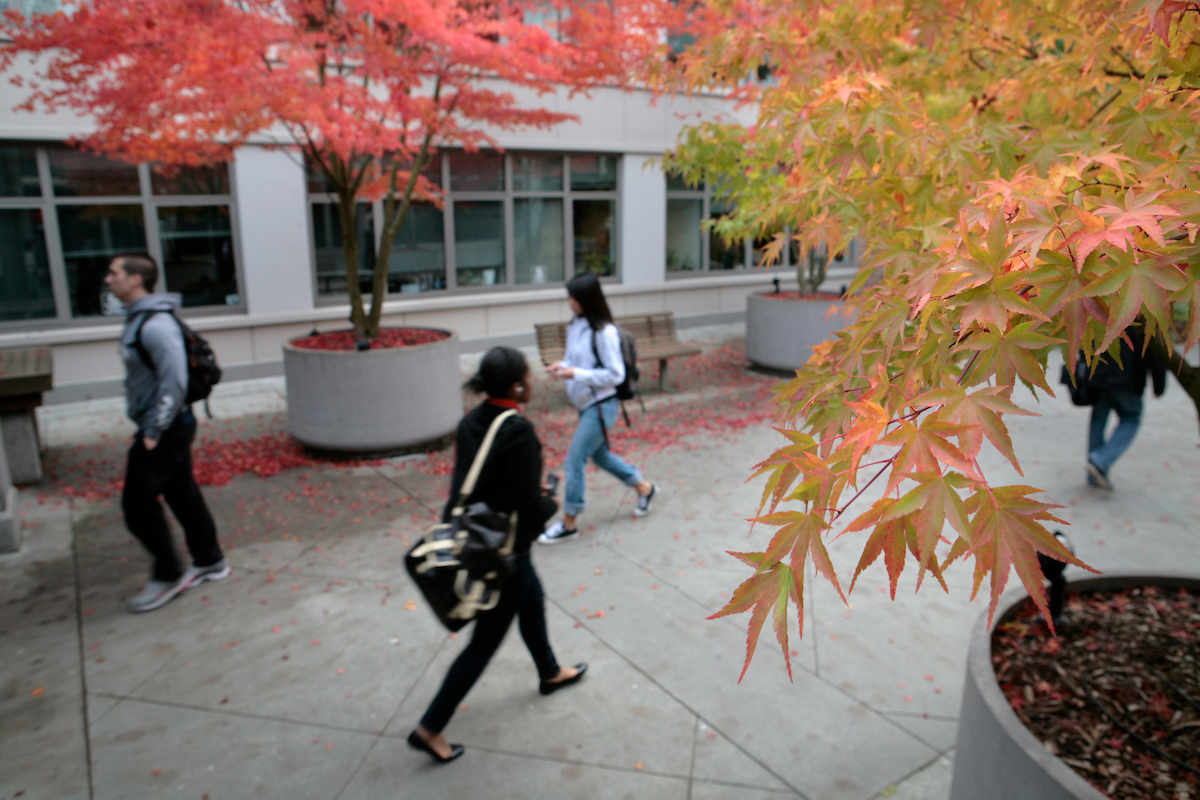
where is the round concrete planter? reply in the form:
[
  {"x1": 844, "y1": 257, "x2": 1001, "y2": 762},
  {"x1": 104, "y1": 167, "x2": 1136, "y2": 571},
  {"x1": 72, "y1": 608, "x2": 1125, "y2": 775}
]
[
  {"x1": 283, "y1": 328, "x2": 461, "y2": 454},
  {"x1": 745, "y1": 292, "x2": 854, "y2": 372},
  {"x1": 950, "y1": 572, "x2": 1200, "y2": 800}
]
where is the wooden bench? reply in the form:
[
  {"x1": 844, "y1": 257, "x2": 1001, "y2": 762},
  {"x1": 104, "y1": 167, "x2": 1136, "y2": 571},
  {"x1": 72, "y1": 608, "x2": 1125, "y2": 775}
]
[{"x1": 535, "y1": 312, "x2": 702, "y2": 392}]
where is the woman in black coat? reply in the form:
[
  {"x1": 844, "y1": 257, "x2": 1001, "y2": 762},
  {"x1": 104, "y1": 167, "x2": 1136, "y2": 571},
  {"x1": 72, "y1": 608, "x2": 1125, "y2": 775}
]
[{"x1": 408, "y1": 346, "x2": 587, "y2": 763}]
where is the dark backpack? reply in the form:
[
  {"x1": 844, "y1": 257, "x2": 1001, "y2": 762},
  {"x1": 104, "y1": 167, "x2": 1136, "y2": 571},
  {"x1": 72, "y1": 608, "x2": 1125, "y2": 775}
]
[
  {"x1": 1059, "y1": 351, "x2": 1094, "y2": 407},
  {"x1": 592, "y1": 326, "x2": 640, "y2": 402},
  {"x1": 134, "y1": 310, "x2": 222, "y2": 413}
]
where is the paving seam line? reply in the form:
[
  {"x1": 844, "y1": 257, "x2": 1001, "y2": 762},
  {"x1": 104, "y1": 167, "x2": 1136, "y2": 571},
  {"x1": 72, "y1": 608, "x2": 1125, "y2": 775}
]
[{"x1": 544, "y1": 593, "x2": 812, "y2": 800}]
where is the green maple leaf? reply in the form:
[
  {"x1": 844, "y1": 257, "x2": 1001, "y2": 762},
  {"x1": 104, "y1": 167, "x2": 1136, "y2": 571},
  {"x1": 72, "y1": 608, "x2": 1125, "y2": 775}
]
[
  {"x1": 1076, "y1": 257, "x2": 1189, "y2": 354},
  {"x1": 750, "y1": 428, "x2": 819, "y2": 516},
  {"x1": 958, "y1": 321, "x2": 1063, "y2": 391},
  {"x1": 1027, "y1": 251, "x2": 1106, "y2": 368}
]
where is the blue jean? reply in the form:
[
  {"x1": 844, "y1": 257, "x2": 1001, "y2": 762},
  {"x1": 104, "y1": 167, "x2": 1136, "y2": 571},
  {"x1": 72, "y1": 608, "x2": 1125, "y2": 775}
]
[
  {"x1": 1088, "y1": 388, "x2": 1143, "y2": 472},
  {"x1": 563, "y1": 396, "x2": 642, "y2": 517}
]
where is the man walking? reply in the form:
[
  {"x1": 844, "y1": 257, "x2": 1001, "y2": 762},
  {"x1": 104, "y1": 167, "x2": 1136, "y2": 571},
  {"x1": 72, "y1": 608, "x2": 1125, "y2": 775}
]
[
  {"x1": 104, "y1": 253, "x2": 229, "y2": 612},
  {"x1": 1086, "y1": 322, "x2": 1167, "y2": 491}
]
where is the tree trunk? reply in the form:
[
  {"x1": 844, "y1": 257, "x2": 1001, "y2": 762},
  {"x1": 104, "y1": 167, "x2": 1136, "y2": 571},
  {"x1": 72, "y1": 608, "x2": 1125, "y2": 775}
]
[
  {"x1": 369, "y1": 138, "x2": 435, "y2": 338},
  {"x1": 338, "y1": 189, "x2": 369, "y2": 338},
  {"x1": 1147, "y1": 332, "x2": 1200, "y2": 436}
]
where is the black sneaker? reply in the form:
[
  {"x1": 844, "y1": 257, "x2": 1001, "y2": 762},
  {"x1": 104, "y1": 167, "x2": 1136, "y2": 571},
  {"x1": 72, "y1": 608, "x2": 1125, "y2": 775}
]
[
  {"x1": 537, "y1": 519, "x2": 579, "y2": 545},
  {"x1": 1086, "y1": 460, "x2": 1112, "y2": 491},
  {"x1": 633, "y1": 485, "x2": 658, "y2": 517}
]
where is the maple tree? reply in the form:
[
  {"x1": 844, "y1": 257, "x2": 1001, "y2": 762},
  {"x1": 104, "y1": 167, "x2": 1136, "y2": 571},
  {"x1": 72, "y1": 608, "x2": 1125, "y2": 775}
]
[
  {"x1": 663, "y1": 0, "x2": 1200, "y2": 679},
  {"x1": 2, "y1": 0, "x2": 673, "y2": 338}
]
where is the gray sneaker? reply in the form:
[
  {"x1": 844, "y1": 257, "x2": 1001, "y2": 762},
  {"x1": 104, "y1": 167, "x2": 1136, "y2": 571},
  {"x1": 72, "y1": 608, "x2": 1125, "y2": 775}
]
[
  {"x1": 183, "y1": 558, "x2": 231, "y2": 587},
  {"x1": 128, "y1": 575, "x2": 190, "y2": 613}
]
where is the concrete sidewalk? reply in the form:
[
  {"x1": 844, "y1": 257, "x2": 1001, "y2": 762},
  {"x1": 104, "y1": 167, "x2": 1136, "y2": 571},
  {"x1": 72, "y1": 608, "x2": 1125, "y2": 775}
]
[{"x1": 3, "y1": 338, "x2": 1198, "y2": 800}]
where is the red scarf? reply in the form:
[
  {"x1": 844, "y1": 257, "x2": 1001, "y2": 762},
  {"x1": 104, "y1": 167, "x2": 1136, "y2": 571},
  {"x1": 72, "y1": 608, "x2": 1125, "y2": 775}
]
[{"x1": 487, "y1": 398, "x2": 519, "y2": 409}]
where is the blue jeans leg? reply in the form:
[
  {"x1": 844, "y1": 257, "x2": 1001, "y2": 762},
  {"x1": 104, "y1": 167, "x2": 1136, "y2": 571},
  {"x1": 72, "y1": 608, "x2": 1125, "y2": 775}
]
[
  {"x1": 1087, "y1": 388, "x2": 1143, "y2": 472},
  {"x1": 562, "y1": 398, "x2": 643, "y2": 517}
]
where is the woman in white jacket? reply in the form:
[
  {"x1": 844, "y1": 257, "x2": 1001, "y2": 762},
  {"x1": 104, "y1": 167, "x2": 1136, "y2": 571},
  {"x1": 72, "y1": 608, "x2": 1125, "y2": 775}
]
[{"x1": 540, "y1": 273, "x2": 657, "y2": 544}]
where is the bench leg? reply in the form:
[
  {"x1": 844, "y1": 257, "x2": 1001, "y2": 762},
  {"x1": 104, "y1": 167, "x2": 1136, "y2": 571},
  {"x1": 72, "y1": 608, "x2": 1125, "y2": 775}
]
[{"x1": 658, "y1": 358, "x2": 668, "y2": 392}]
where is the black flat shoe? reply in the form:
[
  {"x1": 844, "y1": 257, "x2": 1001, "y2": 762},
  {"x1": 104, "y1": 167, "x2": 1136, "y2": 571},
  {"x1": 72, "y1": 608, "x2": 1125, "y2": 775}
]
[
  {"x1": 407, "y1": 730, "x2": 464, "y2": 763},
  {"x1": 539, "y1": 662, "x2": 588, "y2": 696}
]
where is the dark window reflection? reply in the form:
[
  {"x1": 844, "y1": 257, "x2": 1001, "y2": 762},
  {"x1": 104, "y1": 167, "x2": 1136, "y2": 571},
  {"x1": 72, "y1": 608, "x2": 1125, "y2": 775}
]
[
  {"x1": 709, "y1": 198, "x2": 743, "y2": 270},
  {"x1": 57, "y1": 204, "x2": 147, "y2": 316},
  {"x1": 158, "y1": 206, "x2": 238, "y2": 308},
  {"x1": 454, "y1": 201, "x2": 505, "y2": 286},
  {"x1": 0, "y1": 208, "x2": 55, "y2": 321},
  {"x1": 573, "y1": 199, "x2": 615, "y2": 276},
  {"x1": 387, "y1": 202, "x2": 445, "y2": 293},
  {"x1": 49, "y1": 150, "x2": 140, "y2": 197},
  {"x1": 312, "y1": 202, "x2": 375, "y2": 295},
  {"x1": 450, "y1": 152, "x2": 504, "y2": 192},
  {"x1": 151, "y1": 164, "x2": 230, "y2": 196},
  {"x1": 570, "y1": 155, "x2": 617, "y2": 191},
  {"x1": 0, "y1": 147, "x2": 42, "y2": 198}
]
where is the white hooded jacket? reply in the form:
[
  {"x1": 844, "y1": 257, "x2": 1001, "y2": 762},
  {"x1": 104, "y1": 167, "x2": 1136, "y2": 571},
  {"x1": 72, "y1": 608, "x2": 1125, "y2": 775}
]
[{"x1": 562, "y1": 317, "x2": 624, "y2": 410}]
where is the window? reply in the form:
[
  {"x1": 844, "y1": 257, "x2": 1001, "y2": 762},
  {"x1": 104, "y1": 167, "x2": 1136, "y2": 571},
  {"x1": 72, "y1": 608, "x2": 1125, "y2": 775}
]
[
  {"x1": 0, "y1": 144, "x2": 242, "y2": 326},
  {"x1": 665, "y1": 173, "x2": 790, "y2": 275},
  {"x1": 308, "y1": 151, "x2": 619, "y2": 299}
]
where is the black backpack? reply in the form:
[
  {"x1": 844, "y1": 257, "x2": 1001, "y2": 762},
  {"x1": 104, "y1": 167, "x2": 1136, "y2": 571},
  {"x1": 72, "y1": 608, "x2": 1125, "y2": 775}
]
[
  {"x1": 134, "y1": 310, "x2": 222, "y2": 414},
  {"x1": 590, "y1": 326, "x2": 644, "y2": 441}
]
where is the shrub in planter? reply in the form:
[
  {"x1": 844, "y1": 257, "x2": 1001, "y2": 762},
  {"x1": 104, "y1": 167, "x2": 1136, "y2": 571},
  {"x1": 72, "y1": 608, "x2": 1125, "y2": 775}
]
[{"x1": 951, "y1": 575, "x2": 1200, "y2": 800}]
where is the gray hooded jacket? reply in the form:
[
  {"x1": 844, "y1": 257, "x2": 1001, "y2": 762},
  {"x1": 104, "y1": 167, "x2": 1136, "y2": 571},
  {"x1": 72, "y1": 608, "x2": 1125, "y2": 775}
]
[{"x1": 120, "y1": 294, "x2": 188, "y2": 441}]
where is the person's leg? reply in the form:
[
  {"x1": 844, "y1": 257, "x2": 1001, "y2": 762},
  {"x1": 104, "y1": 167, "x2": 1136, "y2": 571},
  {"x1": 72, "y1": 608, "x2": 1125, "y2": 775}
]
[
  {"x1": 122, "y1": 437, "x2": 183, "y2": 583},
  {"x1": 159, "y1": 417, "x2": 223, "y2": 568},
  {"x1": 513, "y1": 558, "x2": 561, "y2": 680},
  {"x1": 1087, "y1": 394, "x2": 1112, "y2": 456},
  {"x1": 1089, "y1": 390, "x2": 1143, "y2": 472},
  {"x1": 588, "y1": 399, "x2": 654, "y2": 500},
  {"x1": 418, "y1": 577, "x2": 522, "y2": 735},
  {"x1": 561, "y1": 404, "x2": 607, "y2": 522}
]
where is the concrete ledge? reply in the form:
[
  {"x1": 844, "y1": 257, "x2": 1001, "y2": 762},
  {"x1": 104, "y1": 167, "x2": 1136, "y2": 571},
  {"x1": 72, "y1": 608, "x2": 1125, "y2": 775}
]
[
  {"x1": 0, "y1": 411, "x2": 44, "y2": 484},
  {"x1": 0, "y1": 485, "x2": 17, "y2": 553}
]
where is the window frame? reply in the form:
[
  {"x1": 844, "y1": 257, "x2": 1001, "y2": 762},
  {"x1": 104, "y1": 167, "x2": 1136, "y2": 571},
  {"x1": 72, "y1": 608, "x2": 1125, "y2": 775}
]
[
  {"x1": 665, "y1": 176, "x2": 793, "y2": 277},
  {"x1": 309, "y1": 149, "x2": 621, "y2": 305},
  {"x1": 0, "y1": 142, "x2": 245, "y2": 330}
]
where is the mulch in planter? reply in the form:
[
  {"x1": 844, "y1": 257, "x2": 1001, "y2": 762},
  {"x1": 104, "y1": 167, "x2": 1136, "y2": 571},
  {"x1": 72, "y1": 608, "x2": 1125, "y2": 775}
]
[
  {"x1": 759, "y1": 291, "x2": 843, "y2": 301},
  {"x1": 993, "y1": 587, "x2": 1200, "y2": 800},
  {"x1": 290, "y1": 328, "x2": 450, "y2": 351}
]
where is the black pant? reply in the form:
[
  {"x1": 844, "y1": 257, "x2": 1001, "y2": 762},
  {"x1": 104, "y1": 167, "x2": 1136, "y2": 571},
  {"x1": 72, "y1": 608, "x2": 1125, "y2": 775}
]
[
  {"x1": 122, "y1": 411, "x2": 222, "y2": 582},
  {"x1": 419, "y1": 555, "x2": 560, "y2": 733}
]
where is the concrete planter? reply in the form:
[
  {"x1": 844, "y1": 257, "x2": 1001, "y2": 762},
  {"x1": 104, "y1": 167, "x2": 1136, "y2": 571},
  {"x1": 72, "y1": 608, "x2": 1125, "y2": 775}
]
[
  {"x1": 283, "y1": 329, "x2": 461, "y2": 454},
  {"x1": 950, "y1": 572, "x2": 1200, "y2": 800},
  {"x1": 745, "y1": 292, "x2": 854, "y2": 372}
]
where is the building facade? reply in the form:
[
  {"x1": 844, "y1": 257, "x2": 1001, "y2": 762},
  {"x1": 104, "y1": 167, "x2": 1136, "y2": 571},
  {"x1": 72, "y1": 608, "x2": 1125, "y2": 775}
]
[{"x1": 0, "y1": 72, "x2": 844, "y2": 403}]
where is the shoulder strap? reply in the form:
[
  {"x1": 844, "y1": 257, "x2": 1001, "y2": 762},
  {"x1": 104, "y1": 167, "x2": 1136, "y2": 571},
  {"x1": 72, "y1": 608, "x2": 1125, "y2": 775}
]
[
  {"x1": 590, "y1": 328, "x2": 603, "y2": 370},
  {"x1": 455, "y1": 409, "x2": 517, "y2": 509},
  {"x1": 132, "y1": 309, "x2": 164, "y2": 368}
]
